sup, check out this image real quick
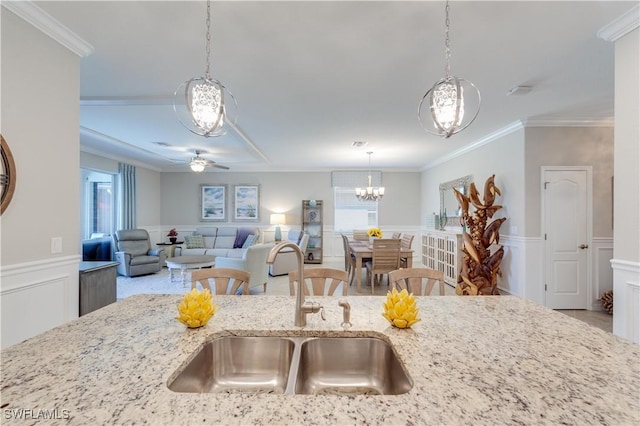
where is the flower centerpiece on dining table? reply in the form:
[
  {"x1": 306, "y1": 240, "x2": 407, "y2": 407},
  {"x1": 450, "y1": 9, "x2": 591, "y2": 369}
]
[{"x1": 367, "y1": 227, "x2": 383, "y2": 238}]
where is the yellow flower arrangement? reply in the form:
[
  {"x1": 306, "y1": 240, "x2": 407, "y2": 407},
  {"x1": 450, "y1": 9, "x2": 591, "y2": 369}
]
[
  {"x1": 176, "y1": 288, "x2": 218, "y2": 328},
  {"x1": 367, "y1": 227, "x2": 383, "y2": 238},
  {"x1": 382, "y1": 288, "x2": 421, "y2": 329}
]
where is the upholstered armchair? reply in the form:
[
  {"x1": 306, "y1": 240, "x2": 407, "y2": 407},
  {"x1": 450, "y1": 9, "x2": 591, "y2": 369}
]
[
  {"x1": 268, "y1": 230, "x2": 310, "y2": 276},
  {"x1": 215, "y1": 243, "x2": 274, "y2": 293},
  {"x1": 113, "y1": 229, "x2": 166, "y2": 277}
]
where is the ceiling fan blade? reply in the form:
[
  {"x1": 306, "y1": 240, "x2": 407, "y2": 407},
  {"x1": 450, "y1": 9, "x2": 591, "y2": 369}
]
[{"x1": 207, "y1": 163, "x2": 230, "y2": 170}]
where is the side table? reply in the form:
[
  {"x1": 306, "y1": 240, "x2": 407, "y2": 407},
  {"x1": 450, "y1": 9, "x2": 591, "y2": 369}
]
[
  {"x1": 156, "y1": 241, "x2": 184, "y2": 260},
  {"x1": 79, "y1": 261, "x2": 119, "y2": 316}
]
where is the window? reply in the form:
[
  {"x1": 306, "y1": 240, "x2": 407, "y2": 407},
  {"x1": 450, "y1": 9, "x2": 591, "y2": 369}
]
[
  {"x1": 334, "y1": 187, "x2": 378, "y2": 233},
  {"x1": 81, "y1": 169, "x2": 115, "y2": 240}
]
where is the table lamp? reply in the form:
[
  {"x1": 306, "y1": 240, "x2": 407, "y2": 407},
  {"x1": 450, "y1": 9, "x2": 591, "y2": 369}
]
[{"x1": 270, "y1": 213, "x2": 286, "y2": 242}]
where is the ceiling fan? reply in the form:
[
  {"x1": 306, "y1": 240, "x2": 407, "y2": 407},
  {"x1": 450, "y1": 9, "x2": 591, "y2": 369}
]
[{"x1": 170, "y1": 150, "x2": 229, "y2": 172}]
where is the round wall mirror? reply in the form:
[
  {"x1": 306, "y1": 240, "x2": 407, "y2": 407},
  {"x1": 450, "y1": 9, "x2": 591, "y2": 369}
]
[{"x1": 1, "y1": 135, "x2": 17, "y2": 214}]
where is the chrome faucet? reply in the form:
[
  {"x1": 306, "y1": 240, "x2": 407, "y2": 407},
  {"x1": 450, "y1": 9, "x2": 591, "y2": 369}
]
[{"x1": 267, "y1": 241, "x2": 324, "y2": 327}]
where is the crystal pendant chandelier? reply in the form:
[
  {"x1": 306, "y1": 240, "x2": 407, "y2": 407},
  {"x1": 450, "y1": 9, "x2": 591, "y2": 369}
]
[
  {"x1": 355, "y1": 152, "x2": 385, "y2": 201},
  {"x1": 174, "y1": 0, "x2": 238, "y2": 137},
  {"x1": 418, "y1": 0, "x2": 480, "y2": 138}
]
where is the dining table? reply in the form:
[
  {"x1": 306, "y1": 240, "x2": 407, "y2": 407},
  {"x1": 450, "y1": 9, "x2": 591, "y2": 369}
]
[{"x1": 348, "y1": 239, "x2": 413, "y2": 293}]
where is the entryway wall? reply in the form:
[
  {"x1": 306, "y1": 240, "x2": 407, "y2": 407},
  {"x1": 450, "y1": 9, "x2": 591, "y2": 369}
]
[{"x1": 421, "y1": 123, "x2": 614, "y2": 308}]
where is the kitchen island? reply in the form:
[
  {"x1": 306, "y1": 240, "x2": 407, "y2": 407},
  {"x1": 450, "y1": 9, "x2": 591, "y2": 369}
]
[{"x1": 1, "y1": 294, "x2": 638, "y2": 425}]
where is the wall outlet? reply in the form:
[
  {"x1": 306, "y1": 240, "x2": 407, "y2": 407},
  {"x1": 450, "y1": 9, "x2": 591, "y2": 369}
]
[{"x1": 51, "y1": 237, "x2": 63, "y2": 254}]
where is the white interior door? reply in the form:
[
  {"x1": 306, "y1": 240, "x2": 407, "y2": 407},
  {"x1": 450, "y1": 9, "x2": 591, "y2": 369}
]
[{"x1": 543, "y1": 168, "x2": 590, "y2": 309}]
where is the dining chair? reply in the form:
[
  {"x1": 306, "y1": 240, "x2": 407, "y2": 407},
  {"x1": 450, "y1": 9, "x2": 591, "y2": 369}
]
[
  {"x1": 391, "y1": 232, "x2": 401, "y2": 239},
  {"x1": 340, "y1": 234, "x2": 356, "y2": 286},
  {"x1": 352, "y1": 229, "x2": 370, "y2": 241},
  {"x1": 288, "y1": 268, "x2": 349, "y2": 296},
  {"x1": 400, "y1": 234, "x2": 415, "y2": 268},
  {"x1": 388, "y1": 268, "x2": 445, "y2": 296},
  {"x1": 365, "y1": 239, "x2": 401, "y2": 294},
  {"x1": 191, "y1": 268, "x2": 251, "y2": 295}
]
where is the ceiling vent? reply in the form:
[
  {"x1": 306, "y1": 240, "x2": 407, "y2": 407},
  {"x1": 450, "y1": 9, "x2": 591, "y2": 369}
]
[
  {"x1": 351, "y1": 141, "x2": 368, "y2": 148},
  {"x1": 152, "y1": 141, "x2": 172, "y2": 147},
  {"x1": 507, "y1": 86, "x2": 533, "y2": 96}
]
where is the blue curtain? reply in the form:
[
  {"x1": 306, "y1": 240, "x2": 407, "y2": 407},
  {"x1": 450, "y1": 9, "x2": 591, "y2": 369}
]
[{"x1": 118, "y1": 163, "x2": 136, "y2": 230}]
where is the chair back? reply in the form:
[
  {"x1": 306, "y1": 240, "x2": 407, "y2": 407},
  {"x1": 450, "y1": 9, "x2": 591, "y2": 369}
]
[
  {"x1": 288, "y1": 268, "x2": 348, "y2": 296},
  {"x1": 191, "y1": 268, "x2": 251, "y2": 295},
  {"x1": 340, "y1": 234, "x2": 352, "y2": 270},
  {"x1": 352, "y1": 229, "x2": 369, "y2": 241},
  {"x1": 114, "y1": 229, "x2": 152, "y2": 256},
  {"x1": 400, "y1": 234, "x2": 415, "y2": 250},
  {"x1": 388, "y1": 268, "x2": 445, "y2": 296},
  {"x1": 391, "y1": 232, "x2": 401, "y2": 239},
  {"x1": 370, "y1": 239, "x2": 401, "y2": 275}
]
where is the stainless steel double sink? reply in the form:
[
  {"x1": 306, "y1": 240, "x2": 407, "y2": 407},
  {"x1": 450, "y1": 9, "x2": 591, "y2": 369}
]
[{"x1": 167, "y1": 334, "x2": 413, "y2": 396}]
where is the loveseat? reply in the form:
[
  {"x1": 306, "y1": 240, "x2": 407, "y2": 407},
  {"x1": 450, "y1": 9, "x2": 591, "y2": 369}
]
[{"x1": 174, "y1": 227, "x2": 260, "y2": 259}]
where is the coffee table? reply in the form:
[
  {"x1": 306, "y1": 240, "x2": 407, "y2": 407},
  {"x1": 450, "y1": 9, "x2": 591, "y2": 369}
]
[{"x1": 165, "y1": 255, "x2": 216, "y2": 287}]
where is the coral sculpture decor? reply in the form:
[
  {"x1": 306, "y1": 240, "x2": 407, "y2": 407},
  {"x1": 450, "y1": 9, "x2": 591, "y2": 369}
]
[
  {"x1": 382, "y1": 288, "x2": 421, "y2": 328},
  {"x1": 453, "y1": 174, "x2": 506, "y2": 296},
  {"x1": 176, "y1": 288, "x2": 218, "y2": 328}
]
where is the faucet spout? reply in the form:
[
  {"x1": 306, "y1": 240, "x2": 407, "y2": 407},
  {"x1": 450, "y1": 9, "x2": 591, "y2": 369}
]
[{"x1": 267, "y1": 241, "x2": 307, "y2": 327}]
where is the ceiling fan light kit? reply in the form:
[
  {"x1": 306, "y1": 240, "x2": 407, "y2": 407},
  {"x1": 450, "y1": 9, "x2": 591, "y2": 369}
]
[
  {"x1": 418, "y1": 0, "x2": 480, "y2": 138},
  {"x1": 174, "y1": 0, "x2": 238, "y2": 138}
]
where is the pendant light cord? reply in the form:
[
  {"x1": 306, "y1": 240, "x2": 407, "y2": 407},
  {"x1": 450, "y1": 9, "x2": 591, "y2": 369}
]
[
  {"x1": 444, "y1": 0, "x2": 451, "y2": 78},
  {"x1": 204, "y1": 0, "x2": 212, "y2": 80}
]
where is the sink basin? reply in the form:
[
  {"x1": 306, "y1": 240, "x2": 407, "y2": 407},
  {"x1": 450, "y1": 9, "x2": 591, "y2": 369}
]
[
  {"x1": 168, "y1": 336, "x2": 295, "y2": 394},
  {"x1": 168, "y1": 335, "x2": 412, "y2": 395},
  {"x1": 294, "y1": 337, "x2": 413, "y2": 395}
]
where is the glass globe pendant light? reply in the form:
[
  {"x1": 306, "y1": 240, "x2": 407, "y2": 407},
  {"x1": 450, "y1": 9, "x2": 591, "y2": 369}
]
[
  {"x1": 174, "y1": 0, "x2": 238, "y2": 137},
  {"x1": 418, "y1": 0, "x2": 480, "y2": 138}
]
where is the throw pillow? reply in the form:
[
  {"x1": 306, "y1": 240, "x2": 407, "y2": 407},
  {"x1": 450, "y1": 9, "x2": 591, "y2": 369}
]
[
  {"x1": 242, "y1": 234, "x2": 258, "y2": 249},
  {"x1": 184, "y1": 234, "x2": 205, "y2": 249}
]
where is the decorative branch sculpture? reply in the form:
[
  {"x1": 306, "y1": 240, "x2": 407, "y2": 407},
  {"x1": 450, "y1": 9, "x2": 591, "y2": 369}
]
[{"x1": 453, "y1": 175, "x2": 506, "y2": 295}]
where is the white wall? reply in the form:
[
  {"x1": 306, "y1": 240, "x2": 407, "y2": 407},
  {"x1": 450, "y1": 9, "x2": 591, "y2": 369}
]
[
  {"x1": 611, "y1": 26, "x2": 640, "y2": 343},
  {"x1": 0, "y1": 9, "x2": 81, "y2": 348}
]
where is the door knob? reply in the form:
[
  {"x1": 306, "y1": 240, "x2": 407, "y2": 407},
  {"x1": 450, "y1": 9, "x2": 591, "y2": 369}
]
[{"x1": 579, "y1": 244, "x2": 589, "y2": 249}]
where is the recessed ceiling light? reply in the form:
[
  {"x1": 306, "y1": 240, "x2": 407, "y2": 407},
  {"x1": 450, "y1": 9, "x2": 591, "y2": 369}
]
[{"x1": 352, "y1": 141, "x2": 368, "y2": 148}]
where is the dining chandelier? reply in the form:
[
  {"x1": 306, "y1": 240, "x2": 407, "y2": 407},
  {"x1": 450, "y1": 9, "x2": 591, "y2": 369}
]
[
  {"x1": 174, "y1": 0, "x2": 238, "y2": 137},
  {"x1": 418, "y1": 0, "x2": 480, "y2": 138},
  {"x1": 355, "y1": 152, "x2": 385, "y2": 201}
]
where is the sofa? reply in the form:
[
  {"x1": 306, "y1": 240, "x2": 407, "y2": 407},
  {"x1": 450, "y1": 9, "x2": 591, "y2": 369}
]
[
  {"x1": 113, "y1": 229, "x2": 166, "y2": 277},
  {"x1": 82, "y1": 236, "x2": 112, "y2": 261},
  {"x1": 173, "y1": 226, "x2": 271, "y2": 292},
  {"x1": 174, "y1": 227, "x2": 260, "y2": 259},
  {"x1": 268, "y1": 230, "x2": 310, "y2": 276}
]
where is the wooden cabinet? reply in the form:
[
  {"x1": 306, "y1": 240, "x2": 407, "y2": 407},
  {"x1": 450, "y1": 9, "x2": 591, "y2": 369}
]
[
  {"x1": 421, "y1": 230, "x2": 463, "y2": 287},
  {"x1": 302, "y1": 200, "x2": 323, "y2": 264},
  {"x1": 79, "y1": 261, "x2": 118, "y2": 316}
]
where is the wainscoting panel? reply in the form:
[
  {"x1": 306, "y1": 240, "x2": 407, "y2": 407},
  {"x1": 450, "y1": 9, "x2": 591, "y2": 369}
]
[
  {"x1": 591, "y1": 238, "x2": 613, "y2": 311},
  {"x1": 0, "y1": 256, "x2": 80, "y2": 349},
  {"x1": 611, "y1": 259, "x2": 640, "y2": 343}
]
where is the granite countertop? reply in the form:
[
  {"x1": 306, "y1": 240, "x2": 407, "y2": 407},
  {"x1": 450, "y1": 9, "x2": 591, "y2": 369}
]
[{"x1": 1, "y1": 294, "x2": 638, "y2": 425}]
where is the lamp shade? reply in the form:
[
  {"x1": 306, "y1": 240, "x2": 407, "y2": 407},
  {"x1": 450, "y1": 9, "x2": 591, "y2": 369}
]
[{"x1": 270, "y1": 214, "x2": 286, "y2": 225}]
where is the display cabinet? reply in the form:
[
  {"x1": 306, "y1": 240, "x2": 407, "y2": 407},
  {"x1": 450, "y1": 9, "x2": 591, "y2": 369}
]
[
  {"x1": 421, "y1": 230, "x2": 463, "y2": 287},
  {"x1": 302, "y1": 200, "x2": 323, "y2": 264}
]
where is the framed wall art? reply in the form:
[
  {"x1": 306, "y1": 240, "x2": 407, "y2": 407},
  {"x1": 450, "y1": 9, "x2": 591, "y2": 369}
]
[
  {"x1": 233, "y1": 185, "x2": 259, "y2": 221},
  {"x1": 200, "y1": 184, "x2": 227, "y2": 222}
]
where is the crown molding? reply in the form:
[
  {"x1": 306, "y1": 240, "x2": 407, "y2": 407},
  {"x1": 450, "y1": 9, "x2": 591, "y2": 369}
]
[
  {"x1": 523, "y1": 117, "x2": 615, "y2": 128},
  {"x1": 598, "y1": 4, "x2": 640, "y2": 42},
  {"x1": 422, "y1": 121, "x2": 524, "y2": 170},
  {"x1": 2, "y1": 0, "x2": 93, "y2": 57}
]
